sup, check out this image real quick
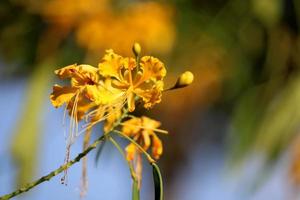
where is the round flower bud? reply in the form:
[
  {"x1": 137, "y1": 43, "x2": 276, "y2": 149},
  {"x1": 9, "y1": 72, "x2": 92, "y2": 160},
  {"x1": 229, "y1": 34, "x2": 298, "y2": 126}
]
[
  {"x1": 175, "y1": 71, "x2": 194, "y2": 88},
  {"x1": 132, "y1": 42, "x2": 141, "y2": 57}
]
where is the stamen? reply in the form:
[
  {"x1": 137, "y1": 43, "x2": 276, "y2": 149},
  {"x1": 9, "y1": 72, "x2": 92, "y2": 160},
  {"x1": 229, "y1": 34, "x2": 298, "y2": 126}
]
[
  {"x1": 80, "y1": 128, "x2": 92, "y2": 198},
  {"x1": 63, "y1": 102, "x2": 68, "y2": 141},
  {"x1": 120, "y1": 123, "x2": 168, "y2": 134},
  {"x1": 77, "y1": 95, "x2": 127, "y2": 136},
  {"x1": 136, "y1": 153, "x2": 143, "y2": 189},
  {"x1": 62, "y1": 91, "x2": 80, "y2": 184}
]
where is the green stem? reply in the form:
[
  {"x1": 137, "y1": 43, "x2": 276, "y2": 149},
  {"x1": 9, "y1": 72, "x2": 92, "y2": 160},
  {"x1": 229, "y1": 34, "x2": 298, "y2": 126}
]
[
  {"x1": 0, "y1": 134, "x2": 106, "y2": 200},
  {"x1": 108, "y1": 137, "x2": 137, "y2": 180},
  {"x1": 0, "y1": 108, "x2": 130, "y2": 200}
]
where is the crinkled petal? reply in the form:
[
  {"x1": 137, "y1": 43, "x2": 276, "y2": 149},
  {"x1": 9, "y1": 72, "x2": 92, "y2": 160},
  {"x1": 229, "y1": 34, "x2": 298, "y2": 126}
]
[
  {"x1": 56, "y1": 63, "x2": 97, "y2": 78},
  {"x1": 139, "y1": 56, "x2": 166, "y2": 83},
  {"x1": 50, "y1": 84, "x2": 78, "y2": 108},
  {"x1": 71, "y1": 64, "x2": 99, "y2": 86},
  {"x1": 98, "y1": 49, "x2": 124, "y2": 80},
  {"x1": 134, "y1": 81, "x2": 164, "y2": 109},
  {"x1": 123, "y1": 57, "x2": 136, "y2": 70},
  {"x1": 54, "y1": 64, "x2": 77, "y2": 78},
  {"x1": 55, "y1": 64, "x2": 99, "y2": 87}
]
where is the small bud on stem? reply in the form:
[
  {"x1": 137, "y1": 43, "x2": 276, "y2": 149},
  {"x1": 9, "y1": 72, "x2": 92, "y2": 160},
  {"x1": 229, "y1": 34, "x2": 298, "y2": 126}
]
[
  {"x1": 165, "y1": 71, "x2": 194, "y2": 91},
  {"x1": 132, "y1": 42, "x2": 141, "y2": 57},
  {"x1": 175, "y1": 71, "x2": 194, "y2": 88}
]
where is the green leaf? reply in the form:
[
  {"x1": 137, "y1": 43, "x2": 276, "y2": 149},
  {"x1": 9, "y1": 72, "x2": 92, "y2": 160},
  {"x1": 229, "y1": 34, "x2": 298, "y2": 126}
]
[
  {"x1": 132, "y1": 179, "x2": 140, "y2": 200},
  {"x1": 152, "y1": 163, "x2": 163, "y2": 200},
  {"x1": 11, "y1": 60, "x2": 54, "y2": 186},
  {"x1": 95, "y1": 140, "x2": 106, "y2": 166}
]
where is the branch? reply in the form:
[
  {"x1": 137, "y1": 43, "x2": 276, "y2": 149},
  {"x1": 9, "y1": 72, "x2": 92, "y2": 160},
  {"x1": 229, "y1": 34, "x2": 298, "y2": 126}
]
[
  {"x1": 0, "y1": 134, "x2": 106, "y2": 200},
  {"x1": 0, "y1": 107, "x2": 130, "y2": 200}
]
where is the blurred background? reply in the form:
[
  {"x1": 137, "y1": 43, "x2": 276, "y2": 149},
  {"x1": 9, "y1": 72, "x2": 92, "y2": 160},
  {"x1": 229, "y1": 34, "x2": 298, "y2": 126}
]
[{"x1": 1, "y1": 0, "x2": 300, "y2": 199}]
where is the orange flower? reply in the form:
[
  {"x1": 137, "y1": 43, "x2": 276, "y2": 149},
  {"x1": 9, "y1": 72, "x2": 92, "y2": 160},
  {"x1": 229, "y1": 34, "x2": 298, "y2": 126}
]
[{"x1": 122, "y1": 116, "x2": 166, "y2": 161}]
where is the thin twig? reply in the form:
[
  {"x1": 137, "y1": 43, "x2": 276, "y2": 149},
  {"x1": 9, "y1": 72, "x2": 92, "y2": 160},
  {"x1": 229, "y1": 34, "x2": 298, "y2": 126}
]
[
  {"x1": 108, "y1": 136, "x2": 137, "y2": 180},
  {"x1": 0, "y1": 134, "x2": 106, "y2": 200},
  {"x1": 0, "y1": 108, "x2": 130, "y2": 200}
]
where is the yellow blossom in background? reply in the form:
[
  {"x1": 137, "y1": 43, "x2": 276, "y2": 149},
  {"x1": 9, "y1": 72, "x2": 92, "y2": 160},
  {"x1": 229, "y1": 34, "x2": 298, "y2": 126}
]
[
  {"x1": 38, "y1": 0, "x2": 176, "y2": 55},
  {"x1": 41, "y1": 0, "x2": 109, "y2": 29},
  {"x1": 76, "y1": 2, "x2": 175, "y2": 54},
  {"x1": 122, "y1": 116, "x2": 166, "y2": 161}
]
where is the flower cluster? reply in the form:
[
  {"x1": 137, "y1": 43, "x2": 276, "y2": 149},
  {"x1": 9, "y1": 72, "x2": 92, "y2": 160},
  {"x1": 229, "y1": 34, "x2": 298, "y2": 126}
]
[
  {"x1": 50, "y1": 43, "x2": 193, "y2": 192},
  {"x1": 51, "y1": 47, "x2": 166, "y2": 131},
  {"x1": 40, "y1": 0, "x2": 175, "y2": 54}
]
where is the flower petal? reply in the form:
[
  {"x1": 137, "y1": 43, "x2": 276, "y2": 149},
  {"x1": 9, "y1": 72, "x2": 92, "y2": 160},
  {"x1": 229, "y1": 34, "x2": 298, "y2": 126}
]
[
  {"x1": 122, "y1": 118, "x2": 141, "y2": 136},
  {"x1": 139, "y1": 56, "x2": 166, "y2": 83},
  {"x1": 104, "y1": 107, "x2": 122, "y2": 133},
  {"x1": 50, "y1": 84, "x2": 78, "y2": 108},
  {"x1": 151, "y1": 134, "x2": 163, "y2": 160},
  {"x1": 141, "y1": 116, "x2": 161, "y2": 129},
  {"x1": 123, "y1": 57, "x2": 136, "y2": 71},
  {"x1": 98, "y1": 49, "x2": 124, "y2": 80},
  {"x1": 67, "y1": 95, "x2": 95, "y2": 120},
  {"x1": 125, "y1": 143, "x2": 137, "y2": 161},
  {"x1": 85, "y1": 80, "x2": 125, "y2": 105},
  {"x1": 142, "y1": 130, "x2": 151, "y2": 150},
  {"x1": 55, "y1": 64, "x2": 99, "y2": 86},
  {"x1": 134, "y1": 80, "x2": 164, "y2": 109}
]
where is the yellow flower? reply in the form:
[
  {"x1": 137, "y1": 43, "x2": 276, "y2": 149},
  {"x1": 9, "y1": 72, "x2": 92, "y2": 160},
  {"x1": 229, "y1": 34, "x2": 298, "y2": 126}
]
[
  {"x1": 122, "y1": 116, "x2": 166, "y2": 161},
  {"x1": 75, "y1": 2, "x2": 175, "y2": 55},
  {"x1": 50, "y1": 64, "x2": 102, "y2": 121},
  {"x1": 98, "y1": 50, "x2": 167, "y2": 112},
  {"x1": 49, "y1": 45, "x2": 172, "y2": 193}
]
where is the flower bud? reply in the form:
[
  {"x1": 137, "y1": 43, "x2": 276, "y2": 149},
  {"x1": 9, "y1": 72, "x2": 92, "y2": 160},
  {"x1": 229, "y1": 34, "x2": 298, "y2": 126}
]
[
  {"x1": 174, "y1": 71, "x2": 194, "y2": 88},
  {"x1": 132, "y1": 42, "x2": 141, "y2": 57}
]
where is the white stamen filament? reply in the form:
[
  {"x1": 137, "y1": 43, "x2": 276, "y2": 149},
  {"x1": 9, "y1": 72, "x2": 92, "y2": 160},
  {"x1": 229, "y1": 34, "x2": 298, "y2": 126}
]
[{"x1": 120, "y1": 123, "x2": 168, "y2": 134}]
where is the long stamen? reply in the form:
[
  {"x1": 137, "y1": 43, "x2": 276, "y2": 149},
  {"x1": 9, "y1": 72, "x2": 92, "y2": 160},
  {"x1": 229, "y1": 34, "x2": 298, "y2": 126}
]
[
  {"x1": 80, "y1": 128, "x2": 92, "y2": 198},
  {"x1": 120, "y1": 123, "x2": 168, "y2": 134},
  {"x1": 74, "y1": 95, "x2": 79, "y2": 137},
  {"x1": 85, "y1": 102, "x2": 124, "y2": 130},
  {"x1": 69, "y1": 92, "x2": 79, "y2": 144},
  {"x1": 136, "y1": 153, "x2": 143, "y2": 189},
  {"x1": 62, "y1": 91, "x2": 80, "y2": 185},
  {"x1": 78, "y1": 96, "x2": 127, "y2": 136},
  {"x1": 63, "y1": 102, "x2": 68, "y2": 141}
]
